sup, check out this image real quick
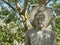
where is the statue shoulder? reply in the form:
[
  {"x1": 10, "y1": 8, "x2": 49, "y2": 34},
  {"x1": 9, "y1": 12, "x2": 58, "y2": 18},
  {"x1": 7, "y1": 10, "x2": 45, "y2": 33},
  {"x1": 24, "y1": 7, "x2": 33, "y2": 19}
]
[{"x1": 51, "y1": 30, "x2": 56, "y2": 35}]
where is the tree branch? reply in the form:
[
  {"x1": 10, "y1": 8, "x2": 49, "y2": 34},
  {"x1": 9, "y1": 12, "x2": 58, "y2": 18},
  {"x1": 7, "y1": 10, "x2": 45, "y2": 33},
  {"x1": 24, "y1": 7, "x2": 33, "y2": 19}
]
[
  {"x1": 37, "y1": 0, "x2": 40, "y2": 5},
  {"x1": 2, "y1": 0, "x2": 16, "y2": 11},
  {"x1": 2, "y1": 0, "x2": 29, "y2": 30},
  {"x1": 2, "y1": 0, "x2": 21, "y2": 15},
  {"x1": 15, "y1": 0, "x2": 21, "y2": 12},
  {"x1": 37, "y1": 0, "x2": 46, "y2": 5},
  {"x1": 37, "y1": 0, "x2": 50, "y2": 6},
  {"x1": 45, "y1": 0, "x2": 51, "y2": 5},
  {"x1": 22, "y1": 0, "x2": 28, "y2": 15}
]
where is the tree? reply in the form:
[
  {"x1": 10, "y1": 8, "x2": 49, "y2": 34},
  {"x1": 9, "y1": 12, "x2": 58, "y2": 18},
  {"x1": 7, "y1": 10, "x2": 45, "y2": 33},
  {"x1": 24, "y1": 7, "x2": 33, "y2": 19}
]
[{"x1": 1, "y1": 0, "x2": 51, "y2": 30}]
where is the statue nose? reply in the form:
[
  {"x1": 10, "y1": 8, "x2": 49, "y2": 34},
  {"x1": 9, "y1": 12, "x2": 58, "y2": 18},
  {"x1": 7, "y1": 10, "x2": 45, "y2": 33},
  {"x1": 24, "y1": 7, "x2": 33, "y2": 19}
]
[
  {"x1": 38, "y1": 21, "x2": 42, "y2": 24},
  {"x1": 39, "y1": 21, "x2": 42, "y2": 23},
  {"x1": 38, "y1": 19, "x2": 43, "y2": 22}
]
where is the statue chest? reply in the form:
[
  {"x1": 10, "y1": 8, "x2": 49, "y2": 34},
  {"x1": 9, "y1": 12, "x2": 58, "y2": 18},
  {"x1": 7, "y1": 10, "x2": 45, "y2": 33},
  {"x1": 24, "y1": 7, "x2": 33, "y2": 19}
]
[{"x1": 28, "y1": 30, "x2": 53, "y2": 45}]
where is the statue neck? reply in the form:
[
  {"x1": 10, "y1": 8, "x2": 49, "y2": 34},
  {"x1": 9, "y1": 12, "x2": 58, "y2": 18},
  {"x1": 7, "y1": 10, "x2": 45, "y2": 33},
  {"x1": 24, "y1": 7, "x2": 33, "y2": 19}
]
[
  {"x1": 35, "y1": 24, "x2": 52, "y2": 30},
  {"x1": 42, "y1": 24, "x2": 52, "y2": 30}
]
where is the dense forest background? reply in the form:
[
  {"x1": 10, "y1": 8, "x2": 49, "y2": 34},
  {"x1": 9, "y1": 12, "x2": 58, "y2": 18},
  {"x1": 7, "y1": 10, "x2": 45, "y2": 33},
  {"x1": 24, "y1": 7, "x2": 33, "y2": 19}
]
[{"x1": 0, "y1": 0, "x2": 60, "y2": 45}]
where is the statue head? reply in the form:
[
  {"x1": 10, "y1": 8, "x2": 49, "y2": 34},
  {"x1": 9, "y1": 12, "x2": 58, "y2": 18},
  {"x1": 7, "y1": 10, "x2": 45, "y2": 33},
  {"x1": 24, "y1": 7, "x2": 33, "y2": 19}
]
[
  {"x1": 33, "y1": 10, "x2": 45, "y2": 29},
  {"x1": 29, "y1": 6, "x2": 53, "y2": 29}
]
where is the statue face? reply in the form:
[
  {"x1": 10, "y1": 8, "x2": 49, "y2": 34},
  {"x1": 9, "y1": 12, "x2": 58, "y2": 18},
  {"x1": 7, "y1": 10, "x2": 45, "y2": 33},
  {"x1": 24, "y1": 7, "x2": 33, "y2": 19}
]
[{"x1": 34, "y1": 11, "x2": 45, "y2": 29}]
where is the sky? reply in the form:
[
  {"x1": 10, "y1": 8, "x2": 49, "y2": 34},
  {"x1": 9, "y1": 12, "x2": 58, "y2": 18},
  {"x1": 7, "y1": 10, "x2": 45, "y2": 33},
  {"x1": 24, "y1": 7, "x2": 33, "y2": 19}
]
[
  {"x1": 1, "y1": 0, "x2": 60, "y2": 7},
  {"x1": 47, "y1": 0, "x2": 60, "y2": 7},
  {"x1": 0, "y1": 0, "x2": 60, "y2": 11}
]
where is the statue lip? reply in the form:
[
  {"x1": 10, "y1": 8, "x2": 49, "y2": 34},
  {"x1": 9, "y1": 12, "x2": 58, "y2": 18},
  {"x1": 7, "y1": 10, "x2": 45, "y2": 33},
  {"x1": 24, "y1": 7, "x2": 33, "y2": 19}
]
[{"x1": 36, "y1": 23, "x2": 44, "y2": 27}]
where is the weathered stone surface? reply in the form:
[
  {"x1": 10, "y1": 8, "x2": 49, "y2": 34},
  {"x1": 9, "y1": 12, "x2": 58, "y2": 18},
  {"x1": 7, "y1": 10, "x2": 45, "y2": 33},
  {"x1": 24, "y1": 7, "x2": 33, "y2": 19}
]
[
  {"x1": 25, "y1": 28, "x2": 56, "y2": 45},
  {"x1": 25, "y1": 4, "x2": 56, "y2": 45}
]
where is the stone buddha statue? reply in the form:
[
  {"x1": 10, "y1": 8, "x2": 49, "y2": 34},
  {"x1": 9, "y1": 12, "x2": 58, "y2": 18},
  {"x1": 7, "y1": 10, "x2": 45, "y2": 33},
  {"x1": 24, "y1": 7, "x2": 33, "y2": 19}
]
[{"x1": 25, "y1": 1, "x2": 56, "y2": 45}]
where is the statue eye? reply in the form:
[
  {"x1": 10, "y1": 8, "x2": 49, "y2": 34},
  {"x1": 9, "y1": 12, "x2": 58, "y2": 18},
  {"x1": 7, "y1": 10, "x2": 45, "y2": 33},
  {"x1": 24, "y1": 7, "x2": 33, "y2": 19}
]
[
  {"x1": 42, "y1": 18, "x2": 45, "y2": 21},
  {"x1": 37, "y1": 10, "x2": 43, "y2": 12}
]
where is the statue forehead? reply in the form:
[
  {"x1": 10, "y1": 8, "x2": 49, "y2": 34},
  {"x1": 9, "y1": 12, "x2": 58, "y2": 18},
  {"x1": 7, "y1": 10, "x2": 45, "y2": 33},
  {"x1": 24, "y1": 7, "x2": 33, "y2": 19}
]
[
  {"x1": 35, "y1": 10, "x2": 44, "y2": 15},
  {"x1": 34, "y1": 12, "x2": 45, "y2": 18}
]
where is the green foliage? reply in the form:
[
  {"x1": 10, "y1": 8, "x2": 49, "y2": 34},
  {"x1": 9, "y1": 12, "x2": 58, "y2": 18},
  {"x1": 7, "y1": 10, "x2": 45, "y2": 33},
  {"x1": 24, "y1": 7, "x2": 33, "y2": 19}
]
[
  {"x1": 0, "y1": 18, "x2": 24, "y2": 45},
  {"x1": 0, "y1": 18, "x2": 25, "y2": 45},
  {"x1": 51, "y1": 3, "x2": 60, "y2": 9},
  {"x1": 0, "y1": 6, "x2": 25, "y2": 45},
  {"x1": 51, "y1": 1, "x2": 60, "y2": 45},
  {"x1": 52, "y1": 16, "x2": 60, "y2": 45},
  {"x1": 55, "y1": 18, "x2": 60, "y2": 40}
]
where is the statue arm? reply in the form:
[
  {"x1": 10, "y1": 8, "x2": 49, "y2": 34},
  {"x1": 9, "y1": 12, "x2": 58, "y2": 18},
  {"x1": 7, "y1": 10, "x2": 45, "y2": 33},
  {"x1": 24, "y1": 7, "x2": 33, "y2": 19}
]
[{"x1": 25, "y1": 31, "x2": 31, "y2": 45}]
